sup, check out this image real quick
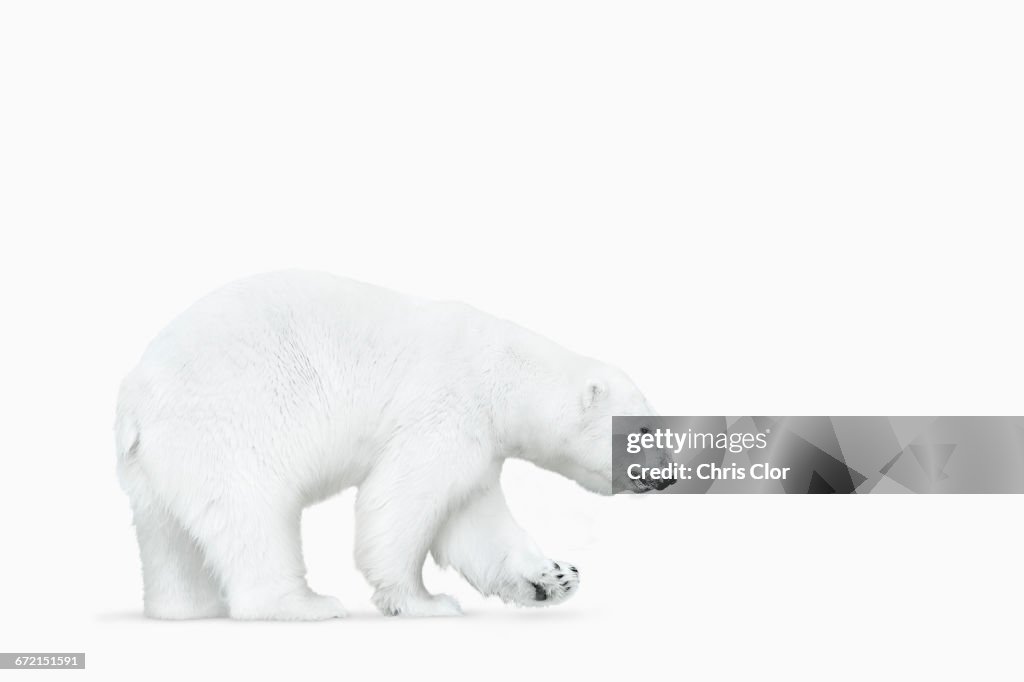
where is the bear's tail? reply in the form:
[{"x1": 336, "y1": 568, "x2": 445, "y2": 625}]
[
  {"x1": 115, "y1": 413, "x2": 140, "y2": 463},
  {"x1": 114, "y1": 376, "x2": 145, "y2": 495}
]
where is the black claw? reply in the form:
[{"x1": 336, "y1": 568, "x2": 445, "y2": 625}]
[
  {"x1": 570, "y1": 566, "x2": 578, "y2": 573},
  {"x1": 556, "y1": 574, "x2": 564, "y2": 579},
  {"x1": 561, "y1": 581, "x2": 569, "y2": 587},
  {"x1": 553, "y1": 562, "x2": 561, "y2": 571},
  {"x1": 565, "y1": 585, "x2": 572, "y2": 591}
]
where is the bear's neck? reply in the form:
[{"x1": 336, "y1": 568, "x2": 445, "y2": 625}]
[{"x1": 482, "y1": 322, "x2": 586, "y2": 463}]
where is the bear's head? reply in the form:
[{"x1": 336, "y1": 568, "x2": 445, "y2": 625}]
[{"x1": 512, "y1": 362, "x2": 673, "y2": 495}]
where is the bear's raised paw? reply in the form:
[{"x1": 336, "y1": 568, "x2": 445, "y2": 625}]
[{"x1": 527, "y1": 560, "x2": 579, "y2": 605}]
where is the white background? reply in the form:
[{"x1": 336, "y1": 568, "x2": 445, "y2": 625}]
[{"x1": 1, "y1": 1, "x2": 1022, "y2": 679}]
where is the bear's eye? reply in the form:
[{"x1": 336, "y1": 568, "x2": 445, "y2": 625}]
[{"x1": 639, "y1": 427, "x2": 650, "y2": 435}]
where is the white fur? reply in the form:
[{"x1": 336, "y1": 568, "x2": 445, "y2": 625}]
[{"x1": 116, "y1": 271, "x2": 654, "y2": 619}]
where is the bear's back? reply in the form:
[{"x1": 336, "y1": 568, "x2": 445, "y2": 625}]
[{"x1": 117, "y1": 271, "x2": 497, "y2": 437}]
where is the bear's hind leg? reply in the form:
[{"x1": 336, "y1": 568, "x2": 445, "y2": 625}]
[
  {"x1": 131, "y1": 501, "x2": 226, "y2": 620},
  {"x1": 185, "y1": 494, "x2": 348, "y2": 621},
  {"x1": 431, "y1": 484, "x2": 580, "y2": 607}
]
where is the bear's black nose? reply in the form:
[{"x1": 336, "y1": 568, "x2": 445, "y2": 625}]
[{"x1": 651, "y1": 478, "x2": 675, "y2": 491}]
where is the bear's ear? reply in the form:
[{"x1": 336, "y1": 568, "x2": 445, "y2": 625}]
[{"x1": 582, "y1": 379, "x2": 607, "y2": 411}]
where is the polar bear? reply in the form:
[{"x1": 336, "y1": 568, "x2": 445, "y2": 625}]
[{"x1": 115, "y1": 271, "x2": 659, "y2": 619}]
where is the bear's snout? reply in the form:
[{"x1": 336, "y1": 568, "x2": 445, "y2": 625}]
[
  {"x1": 650, "y1": 477, "x2": 675, "y2": 491},
  {"x1": 634, "y1": 453, "x2": 677, "y2": 492}
]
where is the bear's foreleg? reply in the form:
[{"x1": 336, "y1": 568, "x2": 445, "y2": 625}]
[
  {"x1": 353, "y1": 447, "x2": 476, "y2": 617},
  {"x1": 431, "y1": 483, "x2": 580, "y2": 607}
]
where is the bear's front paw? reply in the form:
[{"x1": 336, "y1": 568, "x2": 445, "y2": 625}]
[
  {"x1": 525, "y1": 560, "x2": 579, "y2": 606},
  {"x1": 374, "y1": 590, "x2": 463, "y2": 617}
]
